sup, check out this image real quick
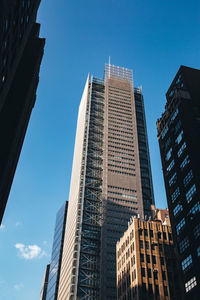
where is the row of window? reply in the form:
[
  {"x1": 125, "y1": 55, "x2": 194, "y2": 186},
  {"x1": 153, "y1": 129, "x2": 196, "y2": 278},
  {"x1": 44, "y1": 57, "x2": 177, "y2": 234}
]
[
  {"x1": 108, "y1": 169, "x2": 135, "y2": 176},
  {"x1": 107, "y1": 196, "x2": 137, "y2": 205},
  {"x1": 108, "y1": 123, "x2": 133, "y2": 131},
  {"x1": 108, "y1": 153, "x2": 135, "y2": 161},
  {"x1": 108, "y1": 159, "x2": 135, "y2": 167},
  {"x1": 108, "y1": 185, "x2": 136, "y2": 193},
  {"x1": 108, "y1": 145, "x2": 134, "y2": 153},
  {"x1": 108, "y1": 127, "x2": 133, "y2": 135},
  {"x1": 108, "y1": 104, "x2": 132, "y2": 113},
  {"x1": 108, "y1": 163, "x2": 135, "y2": 172},
  {"x1": 109, "y1": 108, "x2": 132, "y2": 117},
  {"x1": 109, "y1": 100, "x2": 131, "y2": 110},
  {"x1": 108, "y1": 116, "x2": 132, "y2": 124},
  {"x1": 109, "y1": 111, "x2": 132, "y2": 120},
  {"x1": 108, "y1": 131, "x2": 133, "y2": 139},
  {"x1": 108, "y1": 136, "x2": 134, "y2": 144},
  {"x1": 108, "y1": 119, "x2": 133, "y2": 128}
]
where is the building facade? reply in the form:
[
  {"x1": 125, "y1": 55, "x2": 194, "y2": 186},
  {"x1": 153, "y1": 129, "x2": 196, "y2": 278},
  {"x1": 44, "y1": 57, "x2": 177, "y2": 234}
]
[
  {"x1": 0, "y1": 0, "x2": 45, "y2": 224},
  {"x1": 116, "y1": 209, "x2": 181, "y2": 300},
  {"x1": 58, "y1": 64, "x2": 154, "y2": 300},
  {"x1": 45, "y1": 202, "x2": 68, "y2": 300},
  {"x1": 157, "y1": 66, "x2": 200, "y2": 299},
  {"x1": 40, "y1": 264, "x2": 50, "y2": 300}
]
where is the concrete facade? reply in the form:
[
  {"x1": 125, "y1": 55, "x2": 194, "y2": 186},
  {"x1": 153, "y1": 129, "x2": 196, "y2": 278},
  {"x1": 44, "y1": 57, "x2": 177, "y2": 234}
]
[{"x1": 116, "y1": 210, "x2": 181, "y2": 300}]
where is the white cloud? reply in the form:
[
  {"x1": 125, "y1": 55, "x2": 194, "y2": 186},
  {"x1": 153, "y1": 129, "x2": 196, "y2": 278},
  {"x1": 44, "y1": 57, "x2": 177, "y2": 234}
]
[
  {"x1": 15, "y1": 243, "x2": 47, "y2": 260},
  {"x1": 0, "y1": 224, "x2": 5, "y2": 231},
  {"x1": 15, "y1": 221, "x2": 21, "y2": 227},
  {"x1": 14, "y1": 283, "x2": 24, "y2": 291}
]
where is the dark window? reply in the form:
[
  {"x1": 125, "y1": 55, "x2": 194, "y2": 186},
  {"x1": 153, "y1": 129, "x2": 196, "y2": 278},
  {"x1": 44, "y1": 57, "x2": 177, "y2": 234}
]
[
  {"x1": 155, "y1": 285, "x2": 159, "y2": 295},
  {"x1": 162, "y1": 271, "x2": 166, "y2": 280},
  {"x1": 148, "y1": 268, "x2": 152, "y2": 278},
  {"x1": 154, "y1": 270, "x2": 158, "y2": 280},
  {"x1": 142, "y1": 268, "x2": 146, "y2": 277},
  {"x1": 144, "y1": 229, "x2": 148, "y2": 236},
  {"x1": 164, "y1": 286, "x2": 168, "y2": 296},
  {"x1": 146, "y1": 254, "x2": 150, "y2": 263},
  {"x1": 163, "y1": 232, "x2": 167, "y2": 240},
  {"x1": 160, "y1": 257, "x2": 164, "y2": 265},
  {"x1": 140, "y1": 253, "x2": 144, "y2": 262},
  {"x1": 140, "y1": 240, "x2": 143, "y2": 249},
  {"x1": 158, "y1": 232, "x2": 161, "y2": 239},
  {"x1": 152, "y1": 255, "x2": 156, "y2": 264},
  {"x1": 145, "y1": 241, "x2": 149, "y2": 249},
  {"x1": 150, "y1": 230, "x2": 154, "y2": 238}
]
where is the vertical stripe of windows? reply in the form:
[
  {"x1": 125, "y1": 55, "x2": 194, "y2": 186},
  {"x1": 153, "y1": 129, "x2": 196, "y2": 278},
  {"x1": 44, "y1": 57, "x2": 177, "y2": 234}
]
[
  {"x1": 171, "y1": 187, "x2": 180, "y2": 203},
  {"x1": 186, "y1": 184, "x2": 196, "y2": 203}
]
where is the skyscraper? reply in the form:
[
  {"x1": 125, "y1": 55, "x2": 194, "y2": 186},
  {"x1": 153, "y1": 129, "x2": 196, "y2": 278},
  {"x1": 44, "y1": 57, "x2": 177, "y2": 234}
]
[
  {"x1": 157, "y1": 66, "x2": 200, "y2": 299},
  {"x1": 58, "y1": 64, "x2": 154, "y2": 299},
  {"x1": 44, "y1": 202, "x2": 68, "y2": 300},
  {"x1": 0, "y1": 0, "x2": 45, "y2": 224}
]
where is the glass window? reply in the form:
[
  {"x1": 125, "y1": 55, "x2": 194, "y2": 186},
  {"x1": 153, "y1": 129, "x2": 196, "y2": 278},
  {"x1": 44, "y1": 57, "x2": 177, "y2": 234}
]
[
  {"x1": 197, "y1": 246, "x2": 200, "y2": 257},
  {"x1": 179, "y1": 237, "x2": 189, "y2": 254},
  {"x1": 175, "y1": 120, "x2": 181, "y2": 134},
  {"x1": 152, "y1": 255, "x2": 156, "y2": 264},
  {"x1": 165, "y1": 148, "x2": 172, "y2": 161},
  {"x1": 167, "y1": 159, "x2": 175, "y2": 172},
  {"x1": 180, "y1": 155, "x2": 190, "y2": 169},
  {"x1": 177, "y1": 142, "x2": 186, "y2": 157},
  {"x1": 148, "y1": 268, "x2": 152, "y2": 278},
  {"x1": 186, "y1": 184, "x2": 196, "y2": 203},
  {"x1": 171, "y1": 108, "x2": 179, "y2": 122},
  {"x1": 193, "y1": 224, "x2": 200, "y2": 239},
  {"x1": 169, "y1": 172, "x2": 177, "y2": 187},
  {"x1": 175, "y1": 130, "x2": 183, "y2": 144},
  {"x1": 171, "y1": 187, "x2": 180, "y2": 203},
  {"x1": 173, "y1": 203, "x2": 183, "y2": 217},
  {"x1": 176, "y1": 218, "x2": 186, "y2": 235},
  {"x1": 145, "y1": 241, "x2": 149, "y2": 249},
  {"x1": 185, "y1": 277, "x2": 197, "y2": 293},
  {"x1": 188, "y1": 202, "x2": 200, "y2": 220},
  {"x1": 140, "y1": 240, "x2": 143, "y2": 249},
  {"x1": 181, "y1": 254, "x2": 192, "y2": 271},
  {"x1": 183, "y1": 170, "x2": 193, "y2": 187},
  {"x1": 161, "y1": 126, "x2": 168, "y2": 139}
]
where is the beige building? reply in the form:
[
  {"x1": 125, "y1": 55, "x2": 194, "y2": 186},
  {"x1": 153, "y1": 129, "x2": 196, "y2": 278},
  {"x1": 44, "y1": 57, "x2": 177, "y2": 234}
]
[
  {"x1": 58, "y1": 64, "x2": 154, "y2": 299},
  {"x1": 116, "y1": 209, "x2": 181, "y2": 300}
]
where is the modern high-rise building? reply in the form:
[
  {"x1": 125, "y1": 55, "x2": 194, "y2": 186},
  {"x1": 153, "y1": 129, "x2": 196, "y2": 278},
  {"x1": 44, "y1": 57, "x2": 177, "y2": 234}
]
[
  {"x1": 157, "y1": 66, "x2": 200, "y2": 299},
  {"x1": 116, "y1": 208, "x2": 181, "y2": 300},
  {"x1": 45, "y1": 202, "x2": 68, "y2": 300},
  {"x1": 58, "y1": 63, "x2": 154, "y2": 300},
  {"x1": 0, "y1": 0, "x2": 45, "y2": 224}
]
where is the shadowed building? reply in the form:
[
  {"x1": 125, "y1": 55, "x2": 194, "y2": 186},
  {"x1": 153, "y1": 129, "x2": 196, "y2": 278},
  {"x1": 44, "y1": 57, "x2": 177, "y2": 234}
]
[
  {"x1": 57, "y1": 63, "x2": 154, "y2": 299},
  {"x1": 157, "y1": 66, "x2": 200, "y2": 299},
  {"x1": 116, "y1": 209, "x2": 181, "y2": 300},
  {"x1": 0, "y1": 0, "x2": 45, "y2": 224}
]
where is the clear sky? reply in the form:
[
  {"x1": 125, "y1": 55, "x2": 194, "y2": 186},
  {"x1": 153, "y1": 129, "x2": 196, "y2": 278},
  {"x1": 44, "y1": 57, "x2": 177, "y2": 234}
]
[{"x1": 0, "y1": 0, "x2": 200, "y2": 299}]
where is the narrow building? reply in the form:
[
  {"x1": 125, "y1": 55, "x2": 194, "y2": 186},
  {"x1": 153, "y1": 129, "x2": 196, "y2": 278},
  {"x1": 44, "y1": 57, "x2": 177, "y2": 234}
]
[{"x1": 157, "y1": 66, "x2": 200, "y2": 299}]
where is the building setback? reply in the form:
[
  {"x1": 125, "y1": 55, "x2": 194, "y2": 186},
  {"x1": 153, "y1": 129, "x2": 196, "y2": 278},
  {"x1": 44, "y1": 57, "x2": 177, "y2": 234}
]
[
  {"x1": 0, "y1": 0, "x2": 45, "y2": 224},
  {"x1": 116, "y1": 209, "x2": 181, "y2": 300},
  {"x1": 157, "y1": 66, "x2": 200, "y2": 299},
  {"x1": 58, "y1": 64, "x2": 154, "y2": 300}
]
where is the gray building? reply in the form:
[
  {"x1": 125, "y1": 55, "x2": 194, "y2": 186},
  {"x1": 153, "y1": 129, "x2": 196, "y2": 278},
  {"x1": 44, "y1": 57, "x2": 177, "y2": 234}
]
[{"x1": 58, "y1": 64, "x2": 154, "y2": 299}]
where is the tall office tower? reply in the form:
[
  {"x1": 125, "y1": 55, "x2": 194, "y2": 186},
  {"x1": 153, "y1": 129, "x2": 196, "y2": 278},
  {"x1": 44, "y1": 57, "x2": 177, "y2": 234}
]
[
  {"x1": 58, "y1": 64, "x2": 154, "y2": 300},
  {"x1": 0, "y1": 0, "x2": 45, "y2": 224},
  {"x1": 157, "y1": 66, "x2": 200, "y2": 299},
  {"x1": 44, "y1": 202, "x2": 68, "y2": 300},
  {"x1": 116, "y1": 209, "x2": 181, "y2": 300}
]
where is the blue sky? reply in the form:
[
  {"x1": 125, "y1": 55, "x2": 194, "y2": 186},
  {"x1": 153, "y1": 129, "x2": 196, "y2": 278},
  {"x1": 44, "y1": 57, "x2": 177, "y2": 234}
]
[{"x1": 0, "y1": 0, "x2": 200, "y2": 299}]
